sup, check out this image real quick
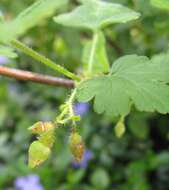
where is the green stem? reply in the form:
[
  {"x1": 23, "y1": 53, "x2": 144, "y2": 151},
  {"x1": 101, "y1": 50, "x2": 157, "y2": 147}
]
[
  {"x1": 68, "y1": 88, "x2": 77, "y2": 105},
  {"x1": 88, "y1": 31, "x2": 99, "y2": 74},
  {"x1": 68, "y1": 88, "x2": 77, "y2": 126},
  {"x1": 56, "y1": 107, "x2": 69, "y2": 124},
  {"x1": 11, "y1": 39, "x2": 80, "y2": 81},
  {"x1": 55, "y1": 88, "x2": 77, "y2": 126}
]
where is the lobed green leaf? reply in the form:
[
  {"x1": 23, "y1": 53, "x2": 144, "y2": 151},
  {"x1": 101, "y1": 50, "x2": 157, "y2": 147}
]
[
  {"x1": 54, "y1": 0, "x2": 140, "y2": 31},
  {"x1": 77, "y1": 54, "x2": 169, "y2": 117}
]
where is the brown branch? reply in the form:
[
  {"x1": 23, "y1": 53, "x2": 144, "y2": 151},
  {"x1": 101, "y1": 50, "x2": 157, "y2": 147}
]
[{"x1": 0, "y1": 66, "x2": 75, "y2": 88}]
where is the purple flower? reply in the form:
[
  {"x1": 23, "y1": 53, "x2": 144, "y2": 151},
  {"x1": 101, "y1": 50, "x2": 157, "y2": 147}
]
[
  {"x1": 14, "y1": 174, "x2": 44, "y2": 190},
  {"x1": 0, "y1": 56, "x2": 8, "y2": 65},
  {"x1": 74, "y1": 103, "x2": 89, "y2": 116},
  {"x1": 72, "y1": 150, "x2": 93, "y2": 169}
]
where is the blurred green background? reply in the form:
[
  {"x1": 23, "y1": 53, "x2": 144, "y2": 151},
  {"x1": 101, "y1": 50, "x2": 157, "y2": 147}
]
[{"x1": 1, "y1": 0, "x2": 169, "y2": 189}]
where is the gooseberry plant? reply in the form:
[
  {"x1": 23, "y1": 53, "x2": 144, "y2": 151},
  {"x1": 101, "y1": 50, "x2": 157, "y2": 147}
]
[{"x1": 1, "y1": 0, "x2": 169, "y2": 168}]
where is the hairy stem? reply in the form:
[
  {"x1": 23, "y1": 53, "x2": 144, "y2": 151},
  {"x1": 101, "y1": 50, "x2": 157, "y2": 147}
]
[
  {"x1": 56, "y1": 88, "x2": 78, "y2": 126},
  {"x1": 68, "y1": 88, "x2": 77, "y2": 105},
  {"x1": 11, "y1": 39, "x2": 81, "y2": 81},
  {"x1": 67, "y1": 88, "x2": 77, "y2": 126},
  {"x1": 88, "y1": 31, "x2": 99, "y2": 74}
]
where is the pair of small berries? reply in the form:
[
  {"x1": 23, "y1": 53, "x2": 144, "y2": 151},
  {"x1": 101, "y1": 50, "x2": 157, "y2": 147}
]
[{"x1": 28, "y1": 122, "x2": 85, "y2": 168}]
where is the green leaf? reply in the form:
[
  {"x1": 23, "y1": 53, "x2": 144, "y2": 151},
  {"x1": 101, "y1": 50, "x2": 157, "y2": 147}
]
[
  {"x1": 82, "y1": 31, "x2": 109, "y2": 74},
  {"x1": 0, "y1": 0, "x2": 68, "y2": 43},
  {"x1": 54, "y1": 0, "x2": 140, "y2": 31},
  {"x1": 91, "y1": 168, "x2": 110, "y2": 189},
  {"x1": 28, "y1": 140, "x2": 51, "y2": 168},
  {"x1": 128, "y1": 113, "x2": 149, "y2": 139},
  {"x1": 78, "y1": 0, "x2": 97, "y2": 3},
  {"x1": 0, "y1": 46, "x2": 17, "y2": 58},
  {"x1": 77, "y1": 54, "x2": 169, "y2": 117},
  {"x1": 67, "y1": 170, "x2": 85, "y2": 185},
  {"x1": 150, "y1": 152, "x2": 169, "y2": 169},
  {"x1": 151, "y1": 0, "x2": 169, "y2": 10}
]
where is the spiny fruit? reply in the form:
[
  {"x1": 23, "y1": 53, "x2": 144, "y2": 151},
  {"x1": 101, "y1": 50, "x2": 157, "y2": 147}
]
[
  {"x1": 28, "y1": 121, "x2": 55, "y2": 168},
  {"x1": 38, "y1": 129, "x2": 55, "y2": 148},
  {"x1": 28, "y1": 141, "x2": 51, "y2": 168},
  {"x1": 28, "y1": 121, "x2": 55, "y2": 134},
  {"x1": 69, "y1": 132, "x2": 85, "y2": 162}
]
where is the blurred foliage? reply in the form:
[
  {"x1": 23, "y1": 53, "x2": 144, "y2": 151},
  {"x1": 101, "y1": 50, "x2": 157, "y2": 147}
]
[{"x1": 0, "y1": 0, "x2": 169, "y2": 190}]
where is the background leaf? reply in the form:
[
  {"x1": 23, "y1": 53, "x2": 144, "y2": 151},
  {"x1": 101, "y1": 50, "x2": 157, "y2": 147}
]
[
  {"x1": 77, "y1": 54, "x2": 169, "y2": 117},
  {"x1": 0, "y1": 0, "x2": 68, "y2": 43},
  {"x1": 151, "y1": 0, "x2": 169, "y2": 11},
  {"x1": 0, "y1": 46, "x2": 17, "y2": 58},
  {"x1": 90, "y1": 168, "x2": 110, "y2": 189},
  {"x1": 54, "y1": 0, "x2": 140, "y2": 31}
]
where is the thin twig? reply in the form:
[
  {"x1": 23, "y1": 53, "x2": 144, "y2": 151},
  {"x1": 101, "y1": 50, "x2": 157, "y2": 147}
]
[{"x1": 0, "y1": 66, "x2": 74, "y2": 88}]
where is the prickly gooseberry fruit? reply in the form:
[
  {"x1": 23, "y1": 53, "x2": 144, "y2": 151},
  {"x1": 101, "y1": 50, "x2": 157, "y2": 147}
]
[
  {"x1": 28, "y1": 141, "x2": 51, "y2": 168},
  {"x1": 28, "y1": 121, "x2": 55, "y2": 134},
  {"x1": 69, "y1": 132, "x2": 85, "y2": 162}
]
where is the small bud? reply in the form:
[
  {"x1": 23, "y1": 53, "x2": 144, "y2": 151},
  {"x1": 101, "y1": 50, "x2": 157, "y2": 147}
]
[
  {"x1": 28, "y1": 121, "x2": 54, "y2": 134},
  {"x1": 69, "y1": 132, "x2": 85, "y2": 162},
  {"x1": 28, "y1": 141, "x2": 51, "y2": 168},
  {"x1": 114, "y1": 119, "x2": 126, "y2": 138}
]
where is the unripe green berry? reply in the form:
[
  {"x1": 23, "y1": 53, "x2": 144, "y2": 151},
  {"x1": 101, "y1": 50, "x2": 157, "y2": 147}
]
[
  {"x1": 114, "y1": 120, "x2": 126, "y2": 138},
  {"x1": 28, "y1": 141, "x2": 51, "y2": 168},
  {"x1": 69, "y1": 132, "x2": 85, "y2": 162}
]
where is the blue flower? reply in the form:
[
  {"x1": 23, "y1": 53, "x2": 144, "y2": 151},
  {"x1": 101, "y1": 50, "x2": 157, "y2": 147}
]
[
  {"x1": 74, "y1": 102, "x2": 89, "y2": 116},
  {"x1": 14, "y1": 174, "x2": 44, "y2": 190},
  {"x1": 0, "y1": 56, "x2": 8, "y2": 65},
  {"x1": 72, "y1": 150, "x2": 93, "y2": 169}
]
